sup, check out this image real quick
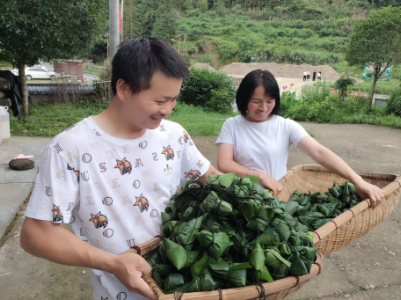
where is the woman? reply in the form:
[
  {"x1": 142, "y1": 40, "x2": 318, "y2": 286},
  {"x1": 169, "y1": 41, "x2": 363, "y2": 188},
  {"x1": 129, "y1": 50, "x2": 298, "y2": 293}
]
[{"x1": 216, "y1": 69, "x2": 384, "y2": 207}]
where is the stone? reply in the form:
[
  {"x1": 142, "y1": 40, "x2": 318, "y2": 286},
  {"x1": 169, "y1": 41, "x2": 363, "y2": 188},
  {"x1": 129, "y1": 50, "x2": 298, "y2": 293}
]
[{"x1": 8, "y1": 159, "x2": 35, "y2": 171}]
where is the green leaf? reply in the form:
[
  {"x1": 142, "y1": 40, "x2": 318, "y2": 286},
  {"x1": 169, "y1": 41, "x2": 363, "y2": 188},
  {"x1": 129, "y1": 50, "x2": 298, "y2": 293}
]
[
  {"x1": 190, "y1": 256, "x2": 210, "y2": 278},
  {"x1": 197, "y1": 230, "x2": 233, "y2": 260},
  {"x1": 218, "y1": 172, "x2": 236, "y2": 188},
  {"x1": 163, "y1": 273, "x2": 185, "y2": 291},
  {"x1": 249, "y1": 242, "x2": 265, "y2": 271}
]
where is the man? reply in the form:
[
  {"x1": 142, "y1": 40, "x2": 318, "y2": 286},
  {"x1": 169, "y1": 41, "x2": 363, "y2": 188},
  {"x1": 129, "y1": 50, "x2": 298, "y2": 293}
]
[{"x1": 20, "y1": 38, "x2": 220, "y2": 300}]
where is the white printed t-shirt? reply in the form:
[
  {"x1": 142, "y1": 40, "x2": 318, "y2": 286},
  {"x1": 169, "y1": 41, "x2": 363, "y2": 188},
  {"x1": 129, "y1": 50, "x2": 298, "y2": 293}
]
[
  {"x1": 216, "y1": 115, "x2": 308, "y2": 180},
  {"x1": 25, "y1": 117, "x2": 210, "y2": 300}
]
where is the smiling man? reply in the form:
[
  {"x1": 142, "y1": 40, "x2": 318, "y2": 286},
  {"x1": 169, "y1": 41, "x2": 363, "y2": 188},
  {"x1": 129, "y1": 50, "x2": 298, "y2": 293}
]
[{"x1": 20, "y1": 38, "x2": 220, "y2": 300}]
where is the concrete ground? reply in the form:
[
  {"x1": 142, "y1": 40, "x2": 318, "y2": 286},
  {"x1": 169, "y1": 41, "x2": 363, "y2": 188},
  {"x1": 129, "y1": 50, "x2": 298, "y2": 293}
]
[{"x1": 0, "y1": 122, "x2": 400, "y2": 299}]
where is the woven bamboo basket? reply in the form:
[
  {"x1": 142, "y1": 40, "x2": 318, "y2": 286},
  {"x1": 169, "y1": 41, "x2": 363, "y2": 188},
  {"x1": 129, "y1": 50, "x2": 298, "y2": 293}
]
[
  {"x1": 131, "y1": 236, "x2": 324, "y2": 300},
  {"x1": 278, "y1": 164, "x2": 401, "y2": 255}
]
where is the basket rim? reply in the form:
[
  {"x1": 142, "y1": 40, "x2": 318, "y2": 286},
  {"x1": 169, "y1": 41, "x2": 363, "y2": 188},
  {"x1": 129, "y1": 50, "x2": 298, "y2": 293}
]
[
  {"x1": 278, "y1": 164, "x2": 401, "y2": 244},
  {"x1": 135, "y1": 237, "x2": 324, "y2": 300}
]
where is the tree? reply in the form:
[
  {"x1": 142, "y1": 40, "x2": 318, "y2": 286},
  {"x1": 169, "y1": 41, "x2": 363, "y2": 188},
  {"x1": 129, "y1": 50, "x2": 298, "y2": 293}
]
[
  {"x1": 0, "y1": 0, "x2": 107, "y2": 116},
  {"x1": 123, "y1": 0, "x2": 142, "y2": 40},
  {"x1": 335, "y1": 76, "x2": 356, "y2": 102},
  {"x1": 151, "y1": 2, "x2": 177, "y2": 43},
  {"x1": 346, "y1": 6, "x2": 401, "y2": 109}
]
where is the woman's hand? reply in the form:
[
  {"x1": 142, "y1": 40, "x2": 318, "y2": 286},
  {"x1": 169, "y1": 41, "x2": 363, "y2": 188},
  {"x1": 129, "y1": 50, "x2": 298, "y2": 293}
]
[
  {"x1": 353, "y1": 177, "x2": 385, "y2": 208},
  {"x1": 255, "y1": 171, "x2": 283, "y2": 196}
]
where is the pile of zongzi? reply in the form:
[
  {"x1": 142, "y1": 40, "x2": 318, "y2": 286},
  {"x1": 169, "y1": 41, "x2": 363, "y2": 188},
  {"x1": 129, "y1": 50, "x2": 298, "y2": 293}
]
[
  {"x1": 287, "y1": 182, "x2": 363, "y2": 230},
  {"x1": 147, "y1": 173, "x2": 318, "y2": 294}
]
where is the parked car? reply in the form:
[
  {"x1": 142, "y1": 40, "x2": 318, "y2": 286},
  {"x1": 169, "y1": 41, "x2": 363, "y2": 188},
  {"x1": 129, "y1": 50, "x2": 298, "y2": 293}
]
[{"x1": 11, "y1": 66, "x2": 59, "y2": 80}]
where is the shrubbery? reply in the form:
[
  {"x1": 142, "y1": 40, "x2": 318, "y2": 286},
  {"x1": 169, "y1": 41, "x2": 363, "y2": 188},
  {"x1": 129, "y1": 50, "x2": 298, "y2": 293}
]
[{"x1": 178, "y1": 68, "x2": 236, "y2": 113}]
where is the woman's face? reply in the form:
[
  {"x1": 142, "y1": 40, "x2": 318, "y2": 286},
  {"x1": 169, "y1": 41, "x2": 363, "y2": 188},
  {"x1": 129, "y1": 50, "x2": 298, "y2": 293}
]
[{"x1": 246, "y1": 85, "x2": 276, "y2": 123}]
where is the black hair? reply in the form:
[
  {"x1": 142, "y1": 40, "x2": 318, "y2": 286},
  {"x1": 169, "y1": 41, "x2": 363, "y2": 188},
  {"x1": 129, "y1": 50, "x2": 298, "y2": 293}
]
[
  {"x1": 111, "y1": 37, "x2": 189, "y2": 95},
  {"x1": 236, "y1": 69, "x2": 281, "y2": 118}
]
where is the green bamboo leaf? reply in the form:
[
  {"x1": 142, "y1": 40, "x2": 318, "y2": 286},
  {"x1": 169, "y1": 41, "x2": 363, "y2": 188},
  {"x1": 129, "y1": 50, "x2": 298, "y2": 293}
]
[
  {"x1": 197, "y1": 230, "x2": 233, "y2": 260},
  {"x1": 249, "y1": 242, "x2": 265, "y2": 271},
  {"x1": 190, "y1": 256, "x2": 210, "y2": 278},
  {"x1": 256, "y1": 227, "x2": 280, "y2": 247},
  {"x1": 218, "y1": 172, "x2": 236, "y2": 188},
  {"x1": 163, "y1": 273, "x2": 185, "y2": 291},
  {"x1": 288, "y1": 251, "x2": 308, "y2": 276},
  {"x1": 209, "y1": 262, "x2": 251, "y2": 287},
  {"x1": 200, "y1": 191, "x2": 233, "y2": 217},
  {"x1": 164, "y1": 238, "x2": 199, "y2": 270}
]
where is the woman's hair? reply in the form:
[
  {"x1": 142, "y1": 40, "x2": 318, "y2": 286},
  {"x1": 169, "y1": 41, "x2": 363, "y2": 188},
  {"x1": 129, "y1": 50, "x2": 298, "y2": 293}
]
[{"x1": 236, "y1": 69, "x2": 281, "y2": 117}]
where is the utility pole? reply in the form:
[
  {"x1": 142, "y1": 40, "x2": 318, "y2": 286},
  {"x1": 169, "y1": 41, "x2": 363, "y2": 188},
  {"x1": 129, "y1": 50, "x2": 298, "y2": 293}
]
[{"x1": 109, "y1": 0, "x2": 120, "y2": 63}]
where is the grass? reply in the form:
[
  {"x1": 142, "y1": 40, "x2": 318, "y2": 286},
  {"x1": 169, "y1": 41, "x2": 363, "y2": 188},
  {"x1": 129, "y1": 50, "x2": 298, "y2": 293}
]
[
  {"x1": 10, "y1": 102, "x2": 106, "y2": 137},
  {"x1": 10, "y1": 101, "x2": 238, "y2": 137},
  {"x1": 168, "y1": 102, "x2": 238, "y2": 135},
  {"x1": 11, "y1": 98, "x2": 401, "y2": 138},
  {"x1": 83, "y1": 68, "x2": 101, "y2": 76},
  {"x1": 353, "y1": 80, "x2": 401, "y2": 95}
]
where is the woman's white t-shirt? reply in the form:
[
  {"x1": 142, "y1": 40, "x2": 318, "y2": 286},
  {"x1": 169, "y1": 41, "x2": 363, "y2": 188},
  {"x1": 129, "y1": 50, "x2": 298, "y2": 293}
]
[{"x1": 216, "y1": 115, "x2": 308, "y2": 180}]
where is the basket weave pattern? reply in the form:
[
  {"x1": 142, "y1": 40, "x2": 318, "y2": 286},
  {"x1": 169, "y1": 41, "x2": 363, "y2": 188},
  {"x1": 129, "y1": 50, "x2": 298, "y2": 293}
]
[{"x1": 278, "y1": 164, "x2": 401, "y2": 255}]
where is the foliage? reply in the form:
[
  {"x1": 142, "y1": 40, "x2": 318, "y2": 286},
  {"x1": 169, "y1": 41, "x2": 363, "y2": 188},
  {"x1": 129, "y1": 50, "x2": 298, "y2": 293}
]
[
  {"x1": 0, "y1": 0, "x2": 107, "y2": 115},
  {"x1": 0, "y1": 0, "x2": 107, "y2": 67},
  {"x1": 93, "y1": 63, "x2": 112, "y2": 102},
  {"x1": 281, "y1": 82, "x2": 401, "y2": 129},
  {"x1": 346, "y1": 6, "x2": 401, "y2": 108},
  {"x1": 386, "y1": 87, "x2": 401, "y2": 117},
  {"x1": 178, "y1": 68, "x2": 236, "y2": 112},
  {"x1": 335, "y1": 76, "x2": 356, "y2": 101},
  {"x1": 151, "y1": 1, "x2": 178, "y2": 43}
]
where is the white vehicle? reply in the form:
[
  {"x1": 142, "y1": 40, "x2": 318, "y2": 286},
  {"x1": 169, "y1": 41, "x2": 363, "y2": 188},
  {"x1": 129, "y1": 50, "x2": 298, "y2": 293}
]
[{"x1": 11, "y1": 66, "x2": 59, "y2": 80}]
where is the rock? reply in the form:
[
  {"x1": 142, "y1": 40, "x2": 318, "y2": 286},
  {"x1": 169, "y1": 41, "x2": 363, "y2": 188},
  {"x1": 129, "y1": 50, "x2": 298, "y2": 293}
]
[
  {"x1": 9, "y1": 159, "x2": 35, "y2": 171},
  {"x1": 369, "y1": 284, "x2": 375, "y2": 289},
  {"x1": 389, "y1": 250, "x2": 396, "y2": 256},
  {"x1": 344, "y1": 294, "x2": 351, "y2": 298}
]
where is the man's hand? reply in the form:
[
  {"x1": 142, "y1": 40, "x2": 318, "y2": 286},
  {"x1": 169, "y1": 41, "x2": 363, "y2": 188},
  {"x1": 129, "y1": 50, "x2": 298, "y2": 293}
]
[
  {"x1": 256, "y1": 171, "x2": 283, "y2": 196},
  {"x1": 111, "y1": 249, "x2": 157, "y2": 300},
  {"x1": 353, "y1": 178, "x2": 385, "y2": 208}
]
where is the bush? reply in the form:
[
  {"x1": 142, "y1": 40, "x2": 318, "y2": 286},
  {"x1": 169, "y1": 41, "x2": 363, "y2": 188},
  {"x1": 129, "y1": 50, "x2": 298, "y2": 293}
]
[
  {"x1": 386, "y1": 88, "x2": 401, "y2": 117},
  {"x1": 208, "y1": 89, "x2": 235, "y2": 113},
  {"x1": 335, "y1": 76, "x2": 356, "y2": 101},
  {"x1": 178, "y1": 68, "x2": 236, "y2": 113}
]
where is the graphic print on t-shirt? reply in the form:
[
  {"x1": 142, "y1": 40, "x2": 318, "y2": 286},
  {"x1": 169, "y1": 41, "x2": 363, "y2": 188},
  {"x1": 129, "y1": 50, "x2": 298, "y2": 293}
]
[
  {"x1": 67, "y1": 164, "x2": 80, "y2": 182},
  {"x1": 184, "y1": 169, "x2": 201, "y2": 180},
  {"x1": 52, "y1": 204, "x2": 64, "y2": 222},
  {"x1": 183, "y1": 131, "x2": 189, "y2": 143},
  {"x1": 134, "y1": 194, "x2": 150, "y2": 213},
  {"x1": 89, "y1": 212, "x2": 109, "y2": 229},
  {"x1": 114, "y1": 158, "x2": 132, "y2": 175},
  {"x1": 161, "y1": 145, "x2": 175, "y2": 160}
]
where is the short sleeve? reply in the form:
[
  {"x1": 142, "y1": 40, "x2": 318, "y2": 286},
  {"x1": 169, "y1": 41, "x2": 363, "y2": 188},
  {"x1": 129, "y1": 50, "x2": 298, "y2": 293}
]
[
  {"x1": 215, "y1": 119, "x2": 233, "y2": 145},
  {"x1": 179, "y1": 126, "x2": 211, "y2": 180},
  {"x1": 25, "y1": 147, "x2": 79, "y2": 224},
  {"x1": 286, "y1": 119, "x2": 308, "y2": 147}
]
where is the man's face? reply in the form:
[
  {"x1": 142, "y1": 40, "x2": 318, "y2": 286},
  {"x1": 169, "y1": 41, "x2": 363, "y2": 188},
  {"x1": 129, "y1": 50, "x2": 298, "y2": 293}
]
[{"x1": 118, "y1": 72, "x2": 182, "y2": 130}]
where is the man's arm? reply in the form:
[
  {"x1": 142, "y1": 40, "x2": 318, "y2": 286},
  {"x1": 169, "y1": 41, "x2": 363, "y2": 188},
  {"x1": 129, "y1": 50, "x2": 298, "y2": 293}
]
[{"x1": 20, "y1": 217, "x2": 156, "y2": 300}]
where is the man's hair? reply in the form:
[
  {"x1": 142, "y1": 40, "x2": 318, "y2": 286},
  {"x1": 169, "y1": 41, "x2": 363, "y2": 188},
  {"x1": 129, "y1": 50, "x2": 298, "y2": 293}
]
[
  {"x1": 111, "y1": 37, "x2": 189, "y2": 95},
  {"x1": 236, "y1": 69, "x2": 281, "y2": 117}
]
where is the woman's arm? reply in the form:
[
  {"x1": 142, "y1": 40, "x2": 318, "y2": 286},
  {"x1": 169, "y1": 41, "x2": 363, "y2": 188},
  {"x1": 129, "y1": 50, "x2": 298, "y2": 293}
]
[
  {"x1": 297, "y1": 136, "x2": 385, "y2": 207},
  {"x1": 217, "y1": 143, "x2": 283, "y2": 195}
]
